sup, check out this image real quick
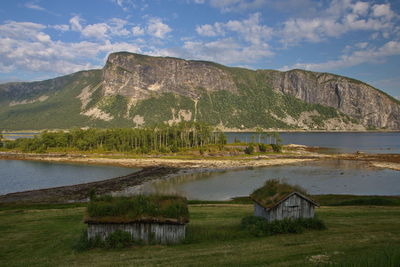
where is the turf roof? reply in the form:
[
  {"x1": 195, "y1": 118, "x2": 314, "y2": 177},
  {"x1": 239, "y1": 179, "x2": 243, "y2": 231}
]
[
  {"x1": 84, "y1": 195, "x2": 189, "y2": 225},
  {"x1": 250, "y1": 179, "x2": 317, "y2": 209}
]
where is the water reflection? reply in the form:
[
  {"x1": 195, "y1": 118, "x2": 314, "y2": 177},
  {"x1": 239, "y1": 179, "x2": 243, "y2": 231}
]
[
  {"x1": 142, "y1": 160, "x2": 400, "y2": 200},
  {"x1": 226, "y1": 132, "x2": 400, "y2": 154},
  {"x1": 0, "y1": 160, "x2": 139, "y2": 195}
]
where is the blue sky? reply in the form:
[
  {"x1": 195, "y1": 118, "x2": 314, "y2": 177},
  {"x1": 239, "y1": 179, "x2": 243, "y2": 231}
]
[{"x1": 0, "y1": 0, "x2": 399, "y2": 98}]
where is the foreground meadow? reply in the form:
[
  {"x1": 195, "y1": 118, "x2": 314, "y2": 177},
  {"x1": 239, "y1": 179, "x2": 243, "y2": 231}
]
[{"x1": 0, "y1": 204, "x2": 399, "y2": 266}]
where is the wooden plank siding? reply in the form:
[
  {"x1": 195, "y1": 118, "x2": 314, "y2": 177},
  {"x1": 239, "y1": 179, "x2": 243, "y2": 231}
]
[
  {"x1": 87, "y1": 223, "x2": 186, "y2": 244},
  {"x1": 254, "y1": 193, "x2": 315, "y2": 222}
]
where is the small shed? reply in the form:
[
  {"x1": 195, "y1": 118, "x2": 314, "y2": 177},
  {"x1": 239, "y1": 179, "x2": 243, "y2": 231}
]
[
  {"x1": 84, "y1": 195, "x2": 189, "y2": 244},
  {"x1": 250, "y1": 180, "x2": 319, "y2": 222}
]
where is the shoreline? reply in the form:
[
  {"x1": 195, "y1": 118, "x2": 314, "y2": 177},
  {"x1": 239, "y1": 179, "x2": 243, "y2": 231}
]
[
  {"x1": 0, "y1": 167, "x2": 180, "y2": 204},
  {"x1": 0, "y1": 152, "x2": 322, "y2": 168},
  {"x1": 0, "y1": 150, "x2": 399, "y2": 203}
]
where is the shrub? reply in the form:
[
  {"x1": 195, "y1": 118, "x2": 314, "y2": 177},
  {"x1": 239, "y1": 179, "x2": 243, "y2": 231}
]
[
  {"x1": 240, "y1": 216, "x2": 326, "y2": 237},
  {"x1": 73, "y1": 230, "x2": 103, "y2": 251},
  {"x1": 170, "y1": 144, "x2": 179, "y2": 153},
  {"x1": 271, "y1": 144, "x2": 282, "y2": 153},
  {"x1": 105, "y1": 230, "x2": 133, "y2": 249},
  {"x1": 258, "y1": 143, "x2": 267, "y2": 152},
  {"x1": 74, "y1": 230, "x2": 134, "y2": 251},
  {"x1": 199, "y1": 147, "x2": 205, "y2": 155},
  {"x1": 244, "y1": 145, "x2": 254, "y2": 154}
]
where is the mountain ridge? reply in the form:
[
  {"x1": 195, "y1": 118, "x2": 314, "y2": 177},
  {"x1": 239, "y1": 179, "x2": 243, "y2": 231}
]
[{"x1": 0, "y1": 52, "x2": 399, "y2": 130}]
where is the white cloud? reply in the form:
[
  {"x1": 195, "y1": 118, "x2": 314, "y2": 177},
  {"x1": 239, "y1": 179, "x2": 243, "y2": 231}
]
[
  {"x1": 132, "y1": 26, "x2": 144, "y2": 36},
  {"x1": 109, "y1": 18, "x2": 130, "y2": 36},
  {"x1": 189, "y1": 13, "x2": 273, "y2": 65},
  {"x1": 196, "y1": 13, "x2": 272, "y2": 45},
  {"x1": 280, "y1": 41, "x2": 400, "y2": 72},
  {"x1": 208, "y1": 0, "x2": 268, "y2": 13},
  {"x1": 196, "y1": 24, "x2": 224, "y2": 37},
  {"x1": 25, "y1": 2, "x2": 45, "y2": 11},
  {"x1": 112, "y1": 0, "x2": 141, "y2": 12},
  {"x1": 352, "y1": 1, "x2": 369, "y2": 16},
  {"x1": 69, "y1": 16, "x2": 83, "y2": 31},
  {"x1": 51, "y1": 24, "x2": 70, "y2": 32},
  {"x1": 81, "y1": 23, "x2": 109, "y2": 39},
  {"x1": 225, "y1": 13, "x2": 272, "y2": 45},
  {"x1": 279, "y1": 0, "x2": 398, "y2": 45},
  {"x1": 0, "y1": 21, "x2": 46, "y2": 40},
  {"x1": 69, "y1": 16, "x2": 131, "y2": 40},
  {"x1": 147, "y1": 18, "x2": 172, "y2": 38},
  {"x1": 36, "y1": 32, "x2": 51, "y2": 43},
  {"x1": 0, "y1": 20, "x2": 140, "y2": 75},
  {"x1": 355, "y1": 42, "x2": 368, "y2": 49},
  {"x1": 152, "y1": 36, "x2": 273, "y2": 67},
  {"x1": 372, "y1": 3, "x2": 395, "y2": 19}
]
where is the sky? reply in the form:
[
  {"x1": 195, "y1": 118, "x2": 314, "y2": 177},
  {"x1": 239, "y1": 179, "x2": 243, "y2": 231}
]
[{"x1": 0, "y1": 0, "x2": 399, "y2": 98}]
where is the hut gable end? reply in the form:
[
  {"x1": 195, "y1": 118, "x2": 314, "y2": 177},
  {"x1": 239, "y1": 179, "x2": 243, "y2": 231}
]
[
  {"x1": 264, "y1": 193, "x2": 316, "y2": 221},
  {"x1": 250, "y1": 180, "x2": 319, "y2": 222}
]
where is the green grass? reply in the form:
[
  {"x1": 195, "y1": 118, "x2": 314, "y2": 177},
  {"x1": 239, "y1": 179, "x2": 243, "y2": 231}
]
[
  {"x1": 0, "y1": 204, "x2": 399, "y2": 266},
  {"x1": 313, "y1": 195, "x2": 400, "y2": 206}
]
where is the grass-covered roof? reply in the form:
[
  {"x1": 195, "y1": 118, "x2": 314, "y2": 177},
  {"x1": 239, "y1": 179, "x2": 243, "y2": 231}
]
[
  {"x1": 84, "y1": 195, "x2": 189, "y2": 225},
  {"x1": 250, "y1": 179, "x2": 317, "y2": 209}
]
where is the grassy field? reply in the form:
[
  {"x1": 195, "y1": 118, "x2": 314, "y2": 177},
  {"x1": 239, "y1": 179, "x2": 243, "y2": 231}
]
[{"x1": 0, "y1": 204, "x2": 399, "y2": 266}]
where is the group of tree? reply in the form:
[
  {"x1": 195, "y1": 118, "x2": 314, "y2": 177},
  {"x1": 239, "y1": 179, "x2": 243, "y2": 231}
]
[{"x1": 3, "y1": 122, "x2": 227, "y2": 153}]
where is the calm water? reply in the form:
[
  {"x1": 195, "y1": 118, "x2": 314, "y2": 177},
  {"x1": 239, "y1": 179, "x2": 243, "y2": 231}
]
[
  {"x1": 0, "y1": 160, "x2": 138, "y2": 195},
  {"x1": 226, "y1": 132, "x2": 400, "y2": 154},
  {"x1": 142, "y1": 160, "x2": 400, "y2": 200},
  {"x1": 2, "y1": 132, "x2": 38, "y2": 140}
]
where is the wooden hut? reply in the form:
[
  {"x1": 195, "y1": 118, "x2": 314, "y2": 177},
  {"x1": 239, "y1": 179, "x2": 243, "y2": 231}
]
[
  {"x1": 250, "y1": 180, "x2": 319, "y2": 222},
  {"x1": 84, "y1": 195, "x2": 189, "y2": 244}
]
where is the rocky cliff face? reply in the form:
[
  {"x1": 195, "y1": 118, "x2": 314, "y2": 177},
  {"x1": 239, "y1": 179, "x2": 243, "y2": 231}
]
[
  {"x1": 268, "y1": 70, "x2": 400, "y2": 129},
  {"x1": 102, "y1": 53, "x2": 237, "y2": 100},
  {"x1": 0, "y1": 52, "x2": 399, "y2": 130}
]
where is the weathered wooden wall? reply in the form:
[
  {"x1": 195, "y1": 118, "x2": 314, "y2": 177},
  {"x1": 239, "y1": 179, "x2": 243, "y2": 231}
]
[
  {"x1": 254, "y1": 194, "x2": 315, "y2": 222},
  {"x1": 87, "y1": 223, "x2": 186, "y2": 244}
]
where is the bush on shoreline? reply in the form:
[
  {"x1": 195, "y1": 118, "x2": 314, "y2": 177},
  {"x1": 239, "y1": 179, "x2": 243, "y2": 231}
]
[
  {"x1": 244, "y1": 144, "x2": 254, "y2": 154},
  {"x1": 240, "y1": 216, "x2": 326, "y2": 237}
]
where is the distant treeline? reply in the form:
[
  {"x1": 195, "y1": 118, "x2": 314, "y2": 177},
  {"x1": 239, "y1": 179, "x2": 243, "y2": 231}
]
[{"x1": 1, "y1": 122, "x2": 227, "y2": 153}]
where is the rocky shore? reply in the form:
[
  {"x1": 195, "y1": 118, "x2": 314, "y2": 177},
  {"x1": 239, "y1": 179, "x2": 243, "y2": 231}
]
[{"x1": 0, "y1": 166, "x2": 180, "y2": 203}]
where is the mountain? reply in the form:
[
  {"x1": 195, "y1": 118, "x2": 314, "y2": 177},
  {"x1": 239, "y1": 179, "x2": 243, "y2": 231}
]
[{"x1": 0, "y1": 52, "x2": 399, "y2": 130}]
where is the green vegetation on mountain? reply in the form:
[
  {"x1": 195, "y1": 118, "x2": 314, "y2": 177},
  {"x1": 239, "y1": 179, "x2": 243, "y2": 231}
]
[
  {"x1": 129, "y1": 93, "x2": 194, "y2": 125},
  {"x1": 0, "y1": 52, "x2": 398, "y2": 130},
  {"x1": 0, "y1": 70, "x2": 104, "y2": 130}
]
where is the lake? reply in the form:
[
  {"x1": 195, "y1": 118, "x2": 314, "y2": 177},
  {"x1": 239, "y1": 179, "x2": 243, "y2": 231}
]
[
  {"x1": 141, "y1": 160, "x2": 400, "y2": 200},
  {"x1": 226, "y1": 132, "x2": 400, "y2": 154},
  {"x1": 0, "y1": 160, "x2": 138, "y2": 195},
  {"x1": 1, "y1": 132, "x2": 399, "y2": 197},
  {"x1": 2, "y1": 132, "x2": 39, "y2": 140}
]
